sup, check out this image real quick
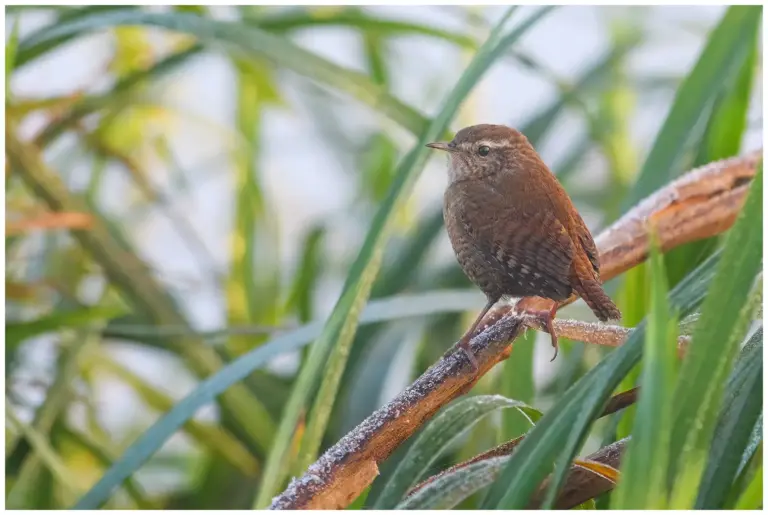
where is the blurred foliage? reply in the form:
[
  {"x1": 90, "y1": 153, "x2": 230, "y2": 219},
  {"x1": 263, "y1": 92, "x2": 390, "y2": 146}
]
[{"x1": 5, "y1": 5, "x2": 762, "y2": 510}]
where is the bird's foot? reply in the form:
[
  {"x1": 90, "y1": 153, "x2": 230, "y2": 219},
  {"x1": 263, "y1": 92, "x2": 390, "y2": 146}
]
[
  {"x1": 526, "y1": 305, "x2": 560, "y2": 362},
  {"x1": 456, "y1": 334, "x2": 480, "y2": 372}
]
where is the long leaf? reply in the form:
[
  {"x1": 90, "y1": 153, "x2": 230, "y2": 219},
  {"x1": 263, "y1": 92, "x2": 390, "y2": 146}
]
[
  {"x1": 16, "y1": 9, "x2": 429, "y2": 136},
  {"x1": 5, "y1": 14, "x2": 19, "y2": 99},
  {"x1": 695, "y1": 329, "x2": 763, "y2": 508},
  {"x1": 700, "y1": 32, "x2": 757, "y2": 162},
  {"x1": 733, "y1": 463, "x2": 763, "y2": 510},
  {"x1": 6, "y1": 329, "x2": 99, "y2": 507},
  {"x1": 398, "y1": 455, "x2": 509, "y2": 510},
  {"x1": 668, "y1": 166, "x2": 762, "y2": 508},
  {"x1": 59, "y1": 425, "x2": 153, "y2": 509},
  {"x1": 612, "y1": 240, "x2": 677, "y2": 509},
  {"x1": 482, "y1": 251, "x2": 723, "y2": 509},
  {"x1": 94, "y1": 354, "x2": 260, "y2": 475},
  {"x1": 622, "y1": 6, "x2": 760, "y2": 209},
  {"x1": 375, "y1": 395, "x2": 540, "y2": 509},
  {"x1": 6, "y1": 401, "x2": 82, "y2": 508}
]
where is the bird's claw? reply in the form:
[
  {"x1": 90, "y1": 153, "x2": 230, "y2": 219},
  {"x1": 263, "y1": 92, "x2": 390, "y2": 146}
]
[
  {"x1": 457, "y1": 337, "x2": 480, "y2": 372},
  {"x1": 528, "y1": 308, "x2": 560, "y2": 362}
]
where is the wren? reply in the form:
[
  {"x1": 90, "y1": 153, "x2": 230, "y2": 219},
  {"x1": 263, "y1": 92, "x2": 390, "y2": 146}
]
[{"x1": 427, "y1": 124, "x2": 621, "y2": 371}]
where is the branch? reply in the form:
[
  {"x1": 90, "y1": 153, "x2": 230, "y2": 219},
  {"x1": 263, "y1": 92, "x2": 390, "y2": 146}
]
[
  {"x1": 269, "y1": 150, "x2": 760, "y2": 510},
  {"x1": 527, "y1": 438, "x2": 629, "y2": 509},
  {"x1": 528, "y1": 318, "x2": 691, "y2": 357}
]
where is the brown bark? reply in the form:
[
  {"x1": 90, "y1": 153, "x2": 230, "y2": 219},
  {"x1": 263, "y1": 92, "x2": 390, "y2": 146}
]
[
  {"x1": 269, "y1": 150, "x2": 760, "y2": 510},
  {"x1": 527, "y1": 438, "x2": 629, "y2": 509}
]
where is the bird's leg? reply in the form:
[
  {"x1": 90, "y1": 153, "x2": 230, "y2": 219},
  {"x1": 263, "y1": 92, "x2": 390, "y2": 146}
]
[
  {"x1": 525, "y1": 301, "x2": 560, "y2": 362},
  {"x1": 455, "y1": 299, "x2": 496, "y2": 372}
]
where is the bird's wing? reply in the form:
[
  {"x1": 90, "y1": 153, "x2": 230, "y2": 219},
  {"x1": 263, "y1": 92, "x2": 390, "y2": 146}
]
[
  {"x1": 456, "y1": 178, "x2": 575, "y2": 300},
  {"x1": 572, "y1": 213, "x2": 601, "y2": 277}
]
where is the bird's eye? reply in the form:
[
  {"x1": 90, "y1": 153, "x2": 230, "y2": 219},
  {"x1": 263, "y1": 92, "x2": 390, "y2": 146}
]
[{"x1": 478, "y1": 146, "x2": 490, "y2": 157}]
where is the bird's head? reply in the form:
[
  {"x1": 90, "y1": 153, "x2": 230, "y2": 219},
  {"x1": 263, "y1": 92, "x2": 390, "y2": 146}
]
[{"x1": 427, "y1": 124, "x2": 533, "y2": 183}]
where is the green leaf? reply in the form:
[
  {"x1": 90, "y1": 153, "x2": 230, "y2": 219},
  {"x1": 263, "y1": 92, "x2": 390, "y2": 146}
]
[
  {"x1": 284, "y1": 225, "x2": 326, "y2": 323},
  {"x1": 622, "y1": 6, "x2": 761, "y2": 210},
  {"x1": 6, "y1": 401, "x2": 82, "y2": 508},
  {"x1": 272, "y1": 7, "x2": 555, "y2": 503},
  {"x1": 5, "y1": 15, "x2": 20, "y2": 99},
  {"x1": 734, "y1": 463, "x2": 763, "y2": 510},
  {"x1": 254, "y1": 7, "x2": 478, "y2": 49},
  {"x1": 668, "y1": 165, "x2": 762, "y2": 508},
  {"x1": 16, "y1": 9, "x2": 429, "y2": 136},
  {"x1": 482, "y1": 251, "x2": 723, "y2": 509},
  {"x1": 498, "y1": 331, "x2": 535, "y2": 442},
  {"x1": 375, "y1": 395, "x2": 540, "y2": 509},
  {"x1": 7, "y1": 329, "x2": 101, "y2": 507},
  {"x1": 59, "y1": 425, "x2": 153, "y2": 509},
  {"x1": 695, "y1": 329, "x2": 763, "y2": 508},
  {"x1": 612, "y1": 239, "x2": 678, "y2": 509},
  {"x1": 397, "y1": 455, "x2": 509, "y2": 510},
  {"x1": 226, "y1": 57, "x2": 282, "y2": 355},
  {"x1": 6, "y1": 305, "x2": 126, "y2": 352},
  {"x1": 13, "y1": 6, "x2": 136, "y2": 68},
  {"x1": 347, "y1": 486, "x2": 371, "y2": 510},
  {"x1": 701, "y1": 33, "x2": 757, "y2": 162},
  {"x1": 95, "y1": 354, "x2": 260, "y2": 476}
]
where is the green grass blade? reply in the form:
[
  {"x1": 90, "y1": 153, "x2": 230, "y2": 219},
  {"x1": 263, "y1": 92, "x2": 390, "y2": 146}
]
[
  {"x1": 622, "y1": 6, "x2": 761, "y2": 210},
  {"x1": 14, "y1": 6, "x2": 137, "y2": 68},
  {"x1": 6, "y1": 305, "x2": 126, "y2": 352},
  {"x1": 482, "y1": 251, "x2": 722, "y2": 509},
  {"x1": 733, "y1": 463, "x2": 763, "y2": 510},
  {"x1": 59, "y1": 425, "x2": 154, "y2": 509},
  {"x1": 375, "y1": 395, "x2": 540, "y2": 509},
  {"x1": 104, "y1": 289, "x2": 483, "y2": 345},
  {"x1": 695, "y1": 329, "x2": 762, "y2": 508},
  {"x1": 95, "y1": 354, "x2": 260, "y2": 475},
  {"x1": 5, "y1": 15, "x2": 19, "y2": 99},
  {"x1": 264, "y1": 7, "x2": 556, "y2": 504},
  {"x1": 612, "y1": 239, "x2": 678, "y2": 509},
  {"x1": 7, "y1": 329, "x2": 100, "y2": 506},
  {"x1": 398, "y1": 455, "x2": 509, "y2": 509},
  {"x1": 16, "y1": 9, "x2": 429, "y2": 136},
  {"x1": 254, "y1": 7, "x2": 478, "y2": 49},
  {"x1": 498, "y1": 332, "x2": 535, "y2": 442},
  {"x1": 700, "y1": 31, "x2": 757, "y2": 163},
  {"x1": 6, "y1": 401, "x2": 82, "y2": 508},
  {"x1": 668, "y1": 165, "x2": 762, "y2": 508},
  {"x1": 227, "y1": 58, "x2": 282, "y2": 354},
  {"x1": 284, "y1": 225, "x2": 326, "y2": 323}
]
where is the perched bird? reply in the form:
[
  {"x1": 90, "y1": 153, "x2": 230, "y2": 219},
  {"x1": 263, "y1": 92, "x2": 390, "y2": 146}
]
[{"x1": 427, "y1": 124, "x2": 621, "y2": 370}]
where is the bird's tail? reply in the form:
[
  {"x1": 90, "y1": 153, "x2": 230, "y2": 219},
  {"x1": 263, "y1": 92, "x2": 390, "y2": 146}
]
[{"x1": 572, "y1": 276, "x2": 621, "y2": 322}]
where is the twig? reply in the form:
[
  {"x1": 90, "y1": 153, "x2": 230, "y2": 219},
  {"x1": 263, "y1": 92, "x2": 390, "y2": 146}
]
[
  {"x1": 269, "y1": 150, "x2": 760, "y2": 509},
  {"x1": 525, "y1": 317, "x2": 692, "y2": 357}
]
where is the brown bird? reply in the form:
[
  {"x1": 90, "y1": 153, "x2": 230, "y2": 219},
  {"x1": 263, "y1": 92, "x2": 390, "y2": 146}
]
[{"x1": 427, "y1": 124, "x2": 621, "y2": 370}]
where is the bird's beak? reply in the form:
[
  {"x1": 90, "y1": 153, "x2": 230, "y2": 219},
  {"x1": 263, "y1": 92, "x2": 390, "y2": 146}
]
[{"x1": 426, "y1": 142, "x2": 454, "y2": 152}]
